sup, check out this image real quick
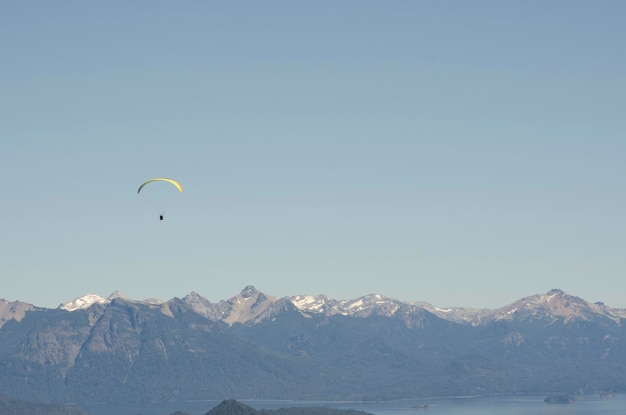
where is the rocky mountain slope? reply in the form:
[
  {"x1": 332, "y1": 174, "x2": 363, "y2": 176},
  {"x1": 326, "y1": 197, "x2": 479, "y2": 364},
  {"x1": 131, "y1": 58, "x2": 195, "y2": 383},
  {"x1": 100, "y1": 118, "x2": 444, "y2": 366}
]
[{"x1": 0, "y1": 299, "x2": 36, "y2": 328}]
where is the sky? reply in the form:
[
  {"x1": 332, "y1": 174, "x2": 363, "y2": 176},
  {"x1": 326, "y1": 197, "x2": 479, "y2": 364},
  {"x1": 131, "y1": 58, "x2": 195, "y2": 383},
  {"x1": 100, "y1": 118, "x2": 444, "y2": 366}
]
[{"x1": 1, "y1": 1, "x2": 625, "y2": 310}]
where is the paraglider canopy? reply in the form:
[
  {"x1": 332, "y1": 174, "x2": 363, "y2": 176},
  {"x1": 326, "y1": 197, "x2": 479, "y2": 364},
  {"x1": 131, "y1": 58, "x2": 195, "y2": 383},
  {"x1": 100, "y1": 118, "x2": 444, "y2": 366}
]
[{"x1": 137, "y1": 178, "x2": 183, "y2": 194}]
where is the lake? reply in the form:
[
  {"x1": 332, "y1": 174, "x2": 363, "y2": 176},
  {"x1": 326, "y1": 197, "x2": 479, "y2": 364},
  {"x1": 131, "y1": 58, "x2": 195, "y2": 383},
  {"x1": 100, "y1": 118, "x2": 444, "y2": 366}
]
[{"x1": 82, "y1": 394, "x2": 626, "y2": 415}]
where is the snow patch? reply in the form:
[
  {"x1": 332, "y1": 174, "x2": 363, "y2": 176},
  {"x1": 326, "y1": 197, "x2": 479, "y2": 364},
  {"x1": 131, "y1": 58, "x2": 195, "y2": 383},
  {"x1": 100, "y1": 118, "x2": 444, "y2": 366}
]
[
  {"x1": 60, "y1": 294, "x2": 109, "y2": 311},
  {"x1": 349, "y1": 299, "x2": 364, "y2": 309},
  {"x1": 291, "y1": 295, "x2": 327, "y2": 311}
]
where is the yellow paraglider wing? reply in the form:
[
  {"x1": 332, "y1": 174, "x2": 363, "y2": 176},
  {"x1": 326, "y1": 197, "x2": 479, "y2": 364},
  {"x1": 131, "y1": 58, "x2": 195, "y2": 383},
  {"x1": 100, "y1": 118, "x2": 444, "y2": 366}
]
[{"x1": 137, "y1": 178, "x2": 183, "y2": 194}]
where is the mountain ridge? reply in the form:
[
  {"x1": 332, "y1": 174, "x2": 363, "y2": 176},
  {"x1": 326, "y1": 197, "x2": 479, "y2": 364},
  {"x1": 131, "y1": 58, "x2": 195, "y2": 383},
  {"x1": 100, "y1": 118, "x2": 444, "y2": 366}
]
[
  {"x1": 28, "y1": 286, "x2": 626, "y2": 327},
  {"x1": 2, "y1": 287, "x2": 625, "y2": 333}
]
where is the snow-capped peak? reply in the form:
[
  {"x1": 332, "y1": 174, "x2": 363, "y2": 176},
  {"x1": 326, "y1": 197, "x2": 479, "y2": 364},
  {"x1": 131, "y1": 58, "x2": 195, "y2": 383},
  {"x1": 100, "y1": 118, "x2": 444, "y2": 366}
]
[
  {"x1": 290, "y1": 294, "x2": 354, "y2": 315},
  {"x1": 60, "y1": 291, "x2": 165, "y2": 312},
  {"x1": 291, "y1": 294, "x2": 332, "y2": 312},
  {"x1": 290, "y1": 293, "x2": 403, "y2": 317},
  {"x1": 60, "y1": 294, "x2": 109, "y2": 311}
]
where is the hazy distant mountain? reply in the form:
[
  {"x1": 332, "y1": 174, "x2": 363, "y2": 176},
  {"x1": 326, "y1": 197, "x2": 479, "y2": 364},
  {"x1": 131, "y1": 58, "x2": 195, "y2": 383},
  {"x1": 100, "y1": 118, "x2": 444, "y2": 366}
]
[{"x1": 0, "y1": 287, "x2": 625, "y2": 404}]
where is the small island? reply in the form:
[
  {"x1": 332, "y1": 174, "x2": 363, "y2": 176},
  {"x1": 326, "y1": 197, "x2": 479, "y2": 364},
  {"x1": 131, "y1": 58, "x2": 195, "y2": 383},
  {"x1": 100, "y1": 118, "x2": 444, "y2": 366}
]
[
  {"x1": 204, "y1": 400, "x2": 376, "y2": 415},
  {"x1": 544, "y1": 394, "x2": 575, "y2": 404}
]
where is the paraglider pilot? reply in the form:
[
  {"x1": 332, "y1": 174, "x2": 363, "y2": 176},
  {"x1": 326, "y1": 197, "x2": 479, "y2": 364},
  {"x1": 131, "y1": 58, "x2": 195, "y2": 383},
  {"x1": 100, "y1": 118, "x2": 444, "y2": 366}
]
[{"x1": 160, "y1": 215, "x2": 164, "y2": 221}]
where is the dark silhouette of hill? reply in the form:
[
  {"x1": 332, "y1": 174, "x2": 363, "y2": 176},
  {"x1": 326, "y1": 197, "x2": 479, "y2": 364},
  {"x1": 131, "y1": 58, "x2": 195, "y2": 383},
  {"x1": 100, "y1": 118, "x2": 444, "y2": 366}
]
[
  {"x1": 204, "y1": 400, "x2": 375, "y2": 415},
  {"x1": 205, "y1": 400, "x2": 260, "y2": 415}
]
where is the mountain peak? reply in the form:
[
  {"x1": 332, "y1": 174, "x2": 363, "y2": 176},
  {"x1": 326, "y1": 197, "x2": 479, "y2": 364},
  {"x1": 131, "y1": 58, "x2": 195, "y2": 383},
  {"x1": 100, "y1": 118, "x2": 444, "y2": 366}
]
[
  {"x1": 179, "y1": 291, "x2": 224, "y2": 320},
  {"x1": 182, "y1": 291, "x2": 207, "y2": 303},
  {"x1": 487, "y1": 289, "x2": 622, "y2": 324},
  {"x1": 186, "y1": 291, "x2": 203, "y2": 298},
  {"x1": 221, "y1": 286, "x2": 277, "y2": 325},
  {"x1": 240, "y1": 285, "x2": 259, "y2": 298},
  {"x1": 108, "y1": 290, "x2": 132, "y2": 301}
]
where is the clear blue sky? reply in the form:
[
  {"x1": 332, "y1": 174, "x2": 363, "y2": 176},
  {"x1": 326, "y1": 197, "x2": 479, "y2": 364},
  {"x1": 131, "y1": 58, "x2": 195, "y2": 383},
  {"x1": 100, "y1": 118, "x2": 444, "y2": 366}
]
[{"x1": 2, "y1": 1, "x2": 625, "y2": 309}]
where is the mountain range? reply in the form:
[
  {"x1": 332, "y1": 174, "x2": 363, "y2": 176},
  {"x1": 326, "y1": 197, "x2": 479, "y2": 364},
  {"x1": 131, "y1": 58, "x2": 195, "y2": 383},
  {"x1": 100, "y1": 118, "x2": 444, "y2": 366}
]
[
  {"x1": 1, "y1": 287, "x2": 625, "y2": 404},
  {"x1": 52, "y1": 286, "x2": 626, "y2": 327}
]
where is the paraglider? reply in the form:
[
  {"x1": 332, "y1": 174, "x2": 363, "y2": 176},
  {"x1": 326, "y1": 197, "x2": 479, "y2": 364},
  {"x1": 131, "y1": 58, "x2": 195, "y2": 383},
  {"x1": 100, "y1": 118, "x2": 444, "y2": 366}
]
[{"x1": 137, "y1": 178, "x2": 183, "y2": 220}]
